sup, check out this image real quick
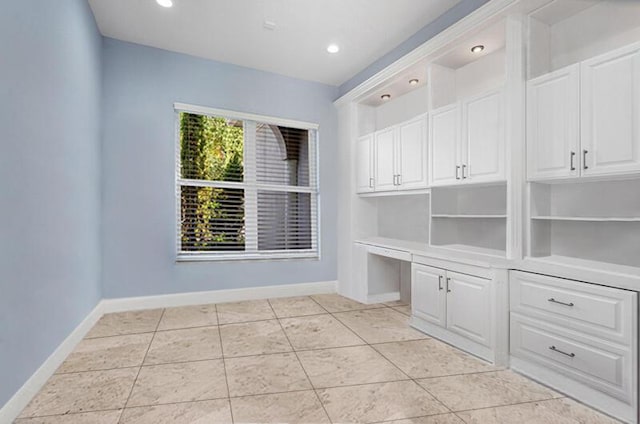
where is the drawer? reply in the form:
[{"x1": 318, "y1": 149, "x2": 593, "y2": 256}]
[
  {"x1": 511, "y1": 313, "x2": 635, "y2": 404},
  {"x1": 510, "y1": 271, "x2": 636, "y2": 345},
  {"x1": 367, "y1": 245, "x2": 411, "y2": 261}
]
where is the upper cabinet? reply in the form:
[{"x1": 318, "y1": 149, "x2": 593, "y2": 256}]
[
  {"x1": 356, "y1": 115, "x2": 428, "y2": 194},
  {"x1": 527, "y1": 42, "x2": 640, "y2": 181},
  {"x1": 430, "y1": 87, "x2": 505, "y2": 187}
]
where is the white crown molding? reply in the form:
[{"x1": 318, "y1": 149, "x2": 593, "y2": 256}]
[{"x1": 334, "y1": 0, "x2": 519, "y2": 106}]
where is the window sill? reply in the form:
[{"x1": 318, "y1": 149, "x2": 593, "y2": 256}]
[{"x1": 176, "y1": 251, "x2": 319, "y2": 263}]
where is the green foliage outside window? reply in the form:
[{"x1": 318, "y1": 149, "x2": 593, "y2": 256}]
[{"x1": 179, "y1": 113, "x2": 245, "y2": 251}]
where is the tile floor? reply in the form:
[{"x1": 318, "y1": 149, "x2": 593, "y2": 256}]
[{"x1": 16, "y1": 294, "x2": 621, "y2": 423}]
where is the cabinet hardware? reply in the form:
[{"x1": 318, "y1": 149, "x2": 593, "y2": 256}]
[
  {"x1": 548, "y1": 298, "x2": 574, "y2": 307},
  {"x1": 438, "y1": 275, "x2": 443, "y2": 291},
  {"x1": 462, "y1": 164, "x2": 467, "y2": 179},
  {"x1": 549, "y1": 345, "x2": 575, "y2": 358},
  {"x1": 570, "y1": 151, "x2": 576, "y2": 171},
  {"x1": 397, "y1": 174, "x2": 402, "y2": 185},
  {"x1": 393, "y1": 175, "x2": 397, "y2": 185},
  {"x1": 446, "y1": 277, "x2": 452, "y2": 293},
  {"x1": 455, "y1": 166, "x2": 461, "y2": 180},
  {"x1": 369, "y1": 178, "x2": 374, "y2": 188},
  {"x1": 583, "y1": 150, "x2": 589, "y2": 170}
]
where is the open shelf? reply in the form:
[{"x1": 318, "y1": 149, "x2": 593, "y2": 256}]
[
  {"x1": 529, "y1": 179, "x2": 640, "y2": 270},
  {"x1": 432, "y1": 214, "x2": 506, "y2": 219},
  {"x1": 525, "y1": 255, "x2": 640, "y2": 280},
  {"x1": 528, "y1": 0, "x2": 640, "y2": 79},
  {"x1": 435, "y1": 243, "x2": 506, "y2": 258}
]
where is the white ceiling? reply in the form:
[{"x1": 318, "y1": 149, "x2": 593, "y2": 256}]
[{"x1": 88, "y1": 0, "x2": 461, "y2": 86}]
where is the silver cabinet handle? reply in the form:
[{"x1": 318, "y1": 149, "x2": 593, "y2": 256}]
[
  {"x1": 455, "y1": 166, "x2": 461, "y2": 180},
  {"x1": 462, "y1": 164, "x2": 467, "y2": 179},
  {"x1": 446, "y1": 277, "x2": 452, "y2": 293},
  {"x1": 438, "y1": 275, "x2": 443, "y2": 291},
  {"x1": 549, "y1": 345, "x2": 575, "y2": 358},
  {"x1": 583, "y1": 150, "x2": 589, "y2": 170},
  {"x1": 548, "y1": 298, "x2": 574, "y2": 307},
  {"x1": 570, "y1": 151, "x2": 576, "y2": 171},
  {"x1": 369, "y1": 177, "x2": 374, "y2": 188},
  {"x1": 397, "y1": 174, "x2": 402, "y2": 186}
]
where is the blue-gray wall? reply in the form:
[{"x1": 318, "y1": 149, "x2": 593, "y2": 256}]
[
  {"x1": 101, "y1": 39, "x2": 339, "y2": 298},
  {"x1": 0, "y1": 0, "x2": 102, "y2": 406},
  {"x1": 339, "y1": 0, "x2": 490, "y2": 96}
]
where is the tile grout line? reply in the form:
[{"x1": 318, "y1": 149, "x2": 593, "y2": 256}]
[
  {"x1": 214, "y1": 304, "x2": 235, "y2": 424},
  {"x1": 116, "y1": 308, "x2": 166, "y2": 423},
  {"x1": 267, "y1": 298, "x2": 334, "y2": 424}
]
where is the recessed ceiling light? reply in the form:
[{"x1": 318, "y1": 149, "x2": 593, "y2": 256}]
[
  {"x1": 156, "y1": 0, "x2": 173, "y2": 7},
  {"x1": 327, "y1": 44, "x2": 340, "y2": 54},
  {"x1": 409, "y1": 79, "x2": 419, "y2": 86},
  {"x1": 471, "y1": 45, "x2": 484, "y2": 53},
  {"x1": 381, "y1": 94, "x2": 391, "y2": 101}
]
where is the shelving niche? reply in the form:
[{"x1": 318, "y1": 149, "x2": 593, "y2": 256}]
[
  {"x1": 430, "y1": 183, "x2": 507, "y2": 257},
  {"x1": 528, "y1": 178, "x2": 640, "y2": 272}
]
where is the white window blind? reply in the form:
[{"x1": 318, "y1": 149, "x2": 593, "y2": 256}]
[{"x1": 175, "y1": 104, "x2": 319, "y2": 261}]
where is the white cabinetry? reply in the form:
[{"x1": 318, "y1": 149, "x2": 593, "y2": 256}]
[
  {"x1": 355, "y1": 134, "x2": 374, "y2": 193},
  {"x1": 356, "y1": 115, "x2": 427, "y2": 194},
  {"x1": 430, "y1": 88, "x2": 505, "y2": 187},
  {"x1": 527, "y1": 42, "x2": 640, "y2": 181},
  {"x1": 412, "y1": 263, "x2": 493, "y2": 352}
]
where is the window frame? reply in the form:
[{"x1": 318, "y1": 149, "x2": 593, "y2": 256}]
[{"x1": 174, "y1": 103, "x2": 321, "y2": 262}]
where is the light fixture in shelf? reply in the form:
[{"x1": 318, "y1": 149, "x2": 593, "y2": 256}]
[
  {"x1": 327, "y1": 44, "x2": 340, "y2": 54},
  {"x1": 156, "y1": 0, "x2": 173, "y2": 7},
  {"x1": 471, "y1": 44, "x2": 485, "y2": 53},
  {"x1": 409, "y1": 78, "x2": 419, "y2": 86},
  {"x1": 380, "y1": 94, "x2": 391, "y2": 101}
]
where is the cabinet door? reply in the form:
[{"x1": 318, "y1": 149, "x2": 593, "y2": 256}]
[
  {"x1": 429, "y1": 104, "x2": 460, "y2": 186},
  {"x1": 374, "y1": 128, "x2": 396, "y2": 191},
  {"x1": 355, "y1": 134, "x2": 374, "y2": 193},
  {"x1": 446, "y1": 271, "x2": 492, "y2": 347},
  {"x1": 526, "y1": 64, "x2": 580, "y2": 181},
  {"x1": 411, "y1": 264, "x2": 446, "y2": 327},
  {"x1": 581, "y1": 44, "x2": 640, "y2": 177},
  {"x1": 397, "y1": 116, "x2": 428, "y2": 190},
  {"x1": 462, "y1": 89, "x2": 505, "y2": 183}
]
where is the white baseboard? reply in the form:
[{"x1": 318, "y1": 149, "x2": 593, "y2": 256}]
[
  {"x1": 367, "y1": 291, "x2": 400, "y2": 304},
  {"x1": 0, "y1": 302, "x2": 105, "y2": 423},
  {"x1": 101, "y1": 280, "x2": 338, "y2": 313},
  {"x1": 0, "y1": 280, "x2": 337, "y2": 422}
]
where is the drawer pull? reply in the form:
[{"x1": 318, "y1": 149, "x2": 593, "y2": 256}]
[
  {"x1": 549, "y1": 345, "x2": 575, "y2": 358},
  {"x1": 438, "y1": 275, "x2": 443, "y2": 291},
  {"x1": 446, "y1": 277, "x2": 452, "y2": 293},
  {"x1": 548, "y1": 298, "x2": 574, "y2": 307}
]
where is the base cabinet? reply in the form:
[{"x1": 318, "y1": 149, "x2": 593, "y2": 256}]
[
  {"x1": 412, "y1": 263, "x2": 493, "y2": 352},
  {"x1": 509, "y1": 271, "x2": 638, "y2": 423}
]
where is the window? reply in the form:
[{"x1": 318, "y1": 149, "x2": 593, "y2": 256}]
[{"x1": 175, "y1": 104, "x2": 319, "y2": 261}]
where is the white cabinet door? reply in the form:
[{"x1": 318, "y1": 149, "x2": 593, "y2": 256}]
[
  {"x1": 581, "y1": 44, "x2": 640, "y2": 177},
  {"x1": 411, "y1": 264, "x2": 446, "y2": 327},
  {"x1": 430, "y1": 104, "x2": 460, "y2": 186},
  {"x1": 374, "y1": 128, "x2": 396, "y2": 191},
  {"x1": 527, "y1": 64, "x2": 580, "y2": 181},
  {"x1": 446, "y1": 271, "x2": 492, "y2": 347},
  {"x1": 355, "y1": 134, "x2": 374, "y2": 193},
  {"x1": 463, "y1": 89, "x2": 505, "y2": 183},
  {"x1": 397, "y1": 116, "x2": 428, "y2": 190}
]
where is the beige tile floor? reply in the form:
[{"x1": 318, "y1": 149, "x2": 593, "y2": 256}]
[{"x1": 16, "y1": 294, "x2": 621, "y2": 423}]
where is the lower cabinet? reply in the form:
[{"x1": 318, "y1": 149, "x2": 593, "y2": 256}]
[
  {"x1": 509, "y1": 271, "x2": 638, "y2": 424},
  {"x1": 411, "y1": 263, "x2": 493, "y2": 351}
]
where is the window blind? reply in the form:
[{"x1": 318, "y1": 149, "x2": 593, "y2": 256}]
[{"x1": 176, "y1": 107, "x2": 319, "y2": 260}]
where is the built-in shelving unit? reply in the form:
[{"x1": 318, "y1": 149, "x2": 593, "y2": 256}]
[
  {"x1": 431, "y1": 183, "x2": 507, "y2": 257},
  {"x1": 528, "y1": 178, "x2": 640, "y2": 271}
]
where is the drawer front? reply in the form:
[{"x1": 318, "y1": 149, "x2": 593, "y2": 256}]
[
  {"x1": 367, "y1": 245, "x2": 411, "y2": 261},
  {"x1": 511, "y1": 314, "x2": 634, "y2": 404},
  {"x1": 510, "y1": 271, "x2": 635, "y2": 345}
]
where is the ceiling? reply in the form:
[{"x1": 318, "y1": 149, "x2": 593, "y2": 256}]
[{"x1": 88, "y1": 0, "x2": 461, "y2": 86}]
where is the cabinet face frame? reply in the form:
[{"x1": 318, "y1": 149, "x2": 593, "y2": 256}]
[
  {"x1": 581, "y1": 44, "x2": 640, "y2": 177},
  {"x1": 526, "y1": 64, "x2": 581, "y2": 181}
]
